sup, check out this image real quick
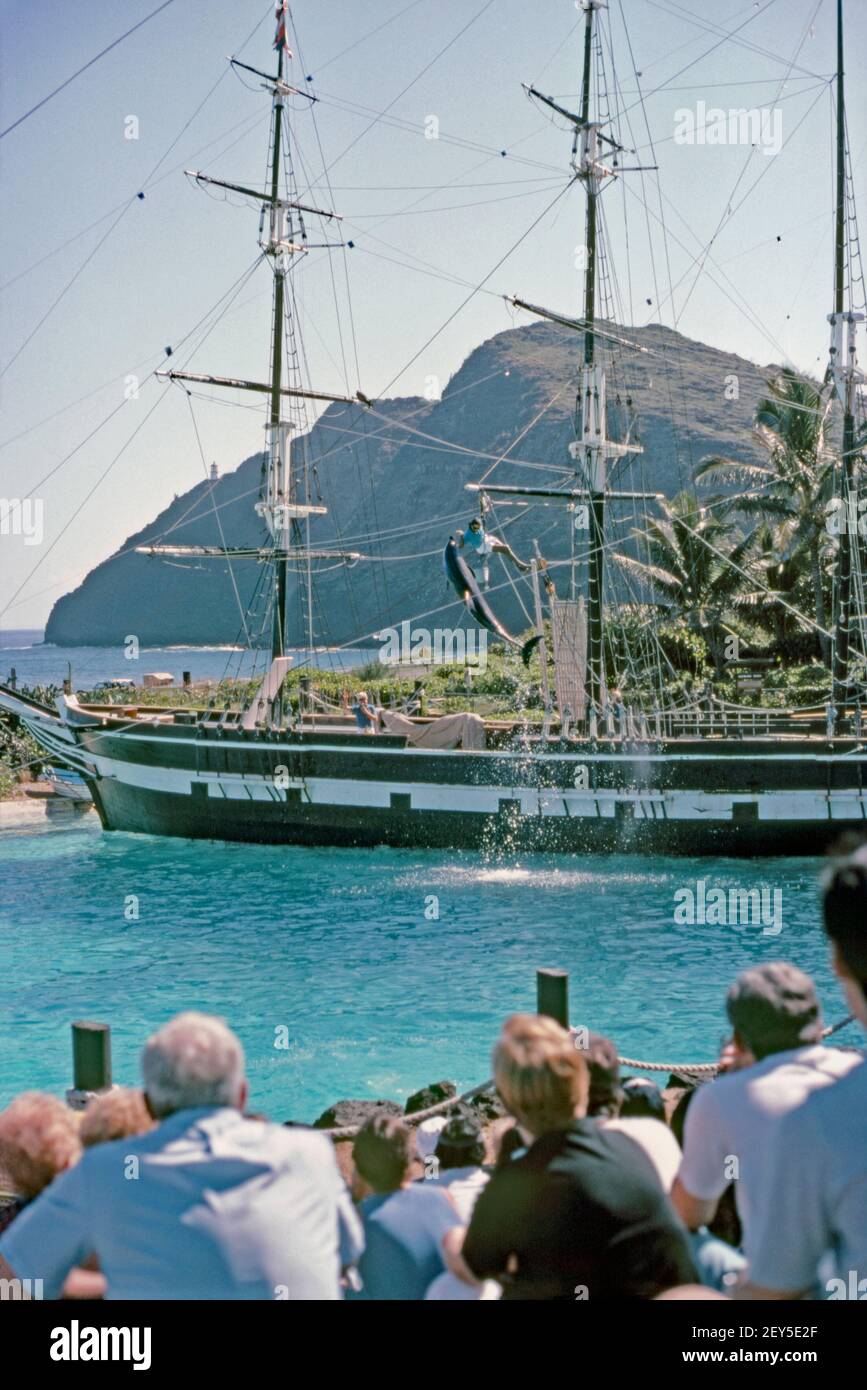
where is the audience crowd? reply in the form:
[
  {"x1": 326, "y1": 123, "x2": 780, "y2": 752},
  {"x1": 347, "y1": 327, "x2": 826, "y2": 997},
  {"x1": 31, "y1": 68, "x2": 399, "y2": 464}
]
[{"x1": 1, "y1": 842, "x2": 865, "y2": 1301}]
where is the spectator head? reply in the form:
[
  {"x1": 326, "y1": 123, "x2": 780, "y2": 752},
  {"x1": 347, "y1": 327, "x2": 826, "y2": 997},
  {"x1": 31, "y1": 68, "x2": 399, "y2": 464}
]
[
  {"x1": 79, "y1": 1087, "x2": 156, "y2": 1148},
  {"x1": 140, "y1": 1012, "x2": 247, "y2": 1120},
  {"x1": 434, "y1": 1112, "x2": 485, "y2": 1171},
  {"x1": 620, "y1": 1076, "x2": 666, "y2": 1122},
  {"x1": 0, "y1": 1092, "x2": 81, "y2": 1200},
  {"x1": 583, "y1": 1032, "x2": 622, "y2": 1118},
  {"x1": 725, "y1": 963, "x2": 823, "y2": 1061},
  {"x1": 493, "y1": 1014, "x2": 589, "y2": 1139},
  {"x1": 823, "y1": 842, "x2": 867, "y2": 1026},
  {"x1": 353, "y1": 1114, "x2": 414, "y2": 1194}
]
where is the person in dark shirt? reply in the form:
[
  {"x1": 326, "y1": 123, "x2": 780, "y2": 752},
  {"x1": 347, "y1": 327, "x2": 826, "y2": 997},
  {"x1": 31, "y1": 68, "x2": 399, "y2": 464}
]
[
  {"x1": 458, "y1": 1014, "x2": 697, "y2": 1300},
  {"x1": 351, "y1": 1113, "x2": 460, "y2": 1300}
]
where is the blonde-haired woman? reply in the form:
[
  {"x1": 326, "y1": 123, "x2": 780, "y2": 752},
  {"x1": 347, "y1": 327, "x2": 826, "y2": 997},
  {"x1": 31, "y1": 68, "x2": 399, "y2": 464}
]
[{"x1": 447, "y1": 1015, "x2": 698, "y2": 1300}]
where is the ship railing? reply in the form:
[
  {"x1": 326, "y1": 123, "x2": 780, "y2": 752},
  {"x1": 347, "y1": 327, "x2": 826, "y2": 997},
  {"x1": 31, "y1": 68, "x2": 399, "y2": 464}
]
[{"x1": 511, "y1": 702, "x2": 858, "y2": 744}]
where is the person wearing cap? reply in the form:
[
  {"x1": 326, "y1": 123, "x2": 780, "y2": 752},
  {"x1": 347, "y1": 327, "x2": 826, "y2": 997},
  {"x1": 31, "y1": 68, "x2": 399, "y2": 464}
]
[
  {"x1": 426, "y1": 1112, "x2": 489, "y2": 1224},
  {"x1": 456, "y1": 517, "x2": 529, "y2": 588},
  {"x1": 423, "y1": 1113, "x2": 500, "y2": 1301},
  {"x1": 737, "y1": 846, "x2": 867, "y2": 1299},
  {"x1": 672, "y1": 961, "x2": 860, "y2": 1278}
]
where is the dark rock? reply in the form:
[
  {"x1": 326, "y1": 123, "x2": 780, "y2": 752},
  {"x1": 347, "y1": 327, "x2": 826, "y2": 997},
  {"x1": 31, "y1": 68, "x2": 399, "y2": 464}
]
[
  {"x1": 468, "y1": 1089, "x2": 507, "y2": 1123},
  {"x1": 312, "y1": 1098, "x2": 402, "y2": 1131},
  {"x1": 665, "y1": 1073, "x2": 705, "y2": 1091},
  {"x1": 404, "y1": 1081, "x2": 456, "y2": 1115}
]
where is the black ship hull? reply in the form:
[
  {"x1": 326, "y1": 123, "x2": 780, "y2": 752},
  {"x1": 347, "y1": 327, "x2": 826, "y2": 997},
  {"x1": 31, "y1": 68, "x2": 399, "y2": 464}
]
[
  {"x1": 88, "y1": 772, "x2": 866, "y2": 856},
  {"x1": 12, "y1": 692, "x2": 864, "y2": 856}
]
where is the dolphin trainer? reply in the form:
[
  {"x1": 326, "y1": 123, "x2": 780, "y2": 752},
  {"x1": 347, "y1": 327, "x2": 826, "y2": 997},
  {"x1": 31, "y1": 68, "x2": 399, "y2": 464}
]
[{"x1": 443, "y1": 537, "x2": 543, "y2": 667}]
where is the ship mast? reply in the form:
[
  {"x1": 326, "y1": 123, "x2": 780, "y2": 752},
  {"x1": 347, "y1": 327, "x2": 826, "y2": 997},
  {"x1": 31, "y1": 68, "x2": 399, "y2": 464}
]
[
  {"x1": 564, "y1": 0, "x2": 649, "y2": 717},
  {"x1": 471, "y1": 1, "x2": 653, "y2": 724},
  {"x1": 524, "y1": 3, "x2": 651, "y2": 719},
  {"x1": 268, "y1": 37, "x2": 290, "y2": 666},
  {"x1": 830, "y1": 0, "x2": 864, "y2": 712},
  {"x1": 578, "y1": 0, "x2": 604, "y2": 714},
  {"x1": 147, "y1": 6, "x2": 370, "y2": 726}
]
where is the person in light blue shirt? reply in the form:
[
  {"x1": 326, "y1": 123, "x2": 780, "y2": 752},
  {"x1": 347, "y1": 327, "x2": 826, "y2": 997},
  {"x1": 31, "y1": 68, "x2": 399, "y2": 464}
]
[
  {"x1": 0, "y1": 1012, "x2": 362, "y2": 1300},
  {"x1": 350, "y1": 1113, "x2": 460, "y2": 1300},
  {"x1": 350, "y1": 690, "x2": 379, "y2": 733}
]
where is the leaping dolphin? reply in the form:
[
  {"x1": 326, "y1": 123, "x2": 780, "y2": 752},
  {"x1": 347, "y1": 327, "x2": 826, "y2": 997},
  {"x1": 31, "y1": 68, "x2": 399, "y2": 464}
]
[{"x1": 443, "y1": 538, "x2": 543, "y2": 667}]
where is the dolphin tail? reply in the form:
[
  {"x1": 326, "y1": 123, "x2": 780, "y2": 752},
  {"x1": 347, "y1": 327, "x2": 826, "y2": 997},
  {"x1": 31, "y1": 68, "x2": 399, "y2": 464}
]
[{"x1": 520, "y1": 633, "x2": 543, "y2": 667}]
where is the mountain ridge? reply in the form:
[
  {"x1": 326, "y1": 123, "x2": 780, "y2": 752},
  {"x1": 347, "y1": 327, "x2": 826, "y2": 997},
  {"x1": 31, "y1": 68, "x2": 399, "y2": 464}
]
[{"x1": 45, "y1": 319, "x2": 777, "y2": 648}]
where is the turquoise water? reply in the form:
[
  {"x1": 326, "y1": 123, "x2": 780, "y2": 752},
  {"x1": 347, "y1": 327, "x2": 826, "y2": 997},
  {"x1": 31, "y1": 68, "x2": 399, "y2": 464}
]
[{"x1": 0, "y1": 815, "x2": 854, "y2": 1121}]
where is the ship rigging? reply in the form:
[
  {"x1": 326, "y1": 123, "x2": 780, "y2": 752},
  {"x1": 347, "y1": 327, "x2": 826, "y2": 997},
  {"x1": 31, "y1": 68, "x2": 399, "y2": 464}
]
[{"x1": 2, "y1": 0, "x2": 867, "y2": 856}]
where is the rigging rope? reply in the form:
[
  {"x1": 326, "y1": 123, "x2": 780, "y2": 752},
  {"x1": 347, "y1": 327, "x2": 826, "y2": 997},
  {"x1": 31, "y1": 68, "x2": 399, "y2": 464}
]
[
  {"x1": 373, "y1": 182, "x2": 575, "y2": 398},
  {"x1": 184, "y1": 392, "x2": 254, "y2": 652},
  {"x1": 0, "y1": 0, "x2": 178, "y2": 141}
]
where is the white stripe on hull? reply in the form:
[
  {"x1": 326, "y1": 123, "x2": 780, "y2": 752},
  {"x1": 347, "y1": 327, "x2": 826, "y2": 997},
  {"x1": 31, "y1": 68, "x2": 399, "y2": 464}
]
[{"x1": 86, "y1": 753, "x2": 867, "y2": 824}]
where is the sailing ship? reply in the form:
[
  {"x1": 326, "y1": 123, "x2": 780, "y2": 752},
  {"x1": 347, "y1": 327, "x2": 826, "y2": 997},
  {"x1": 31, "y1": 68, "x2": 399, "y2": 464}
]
[{"x1": 3, "y1": 0, "x2": 866, "y2": 855}]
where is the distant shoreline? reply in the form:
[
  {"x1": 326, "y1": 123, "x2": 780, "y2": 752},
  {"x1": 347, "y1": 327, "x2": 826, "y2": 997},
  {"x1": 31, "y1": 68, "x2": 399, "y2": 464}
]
[{"x1": 0, "y1": 634, "x2": 372, "y2": 655}]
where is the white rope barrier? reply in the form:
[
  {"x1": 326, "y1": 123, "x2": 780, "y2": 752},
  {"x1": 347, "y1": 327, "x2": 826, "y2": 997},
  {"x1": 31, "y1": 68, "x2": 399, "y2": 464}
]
[{"x1": 317, "y1": 1015, "x2": 858, "y2": 1138}]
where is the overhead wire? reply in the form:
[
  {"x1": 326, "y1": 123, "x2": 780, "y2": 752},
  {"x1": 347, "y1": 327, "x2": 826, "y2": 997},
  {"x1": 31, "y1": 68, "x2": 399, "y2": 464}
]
[
  {"x1": 184, "y1": 391, "x2": 254, "y2": 652},
  {"x1": 0, "y1": 3, "x2": 274, "y2": 382},
  {"x1": 0, "y1": 0, "x2": 178, "y2": 140}
]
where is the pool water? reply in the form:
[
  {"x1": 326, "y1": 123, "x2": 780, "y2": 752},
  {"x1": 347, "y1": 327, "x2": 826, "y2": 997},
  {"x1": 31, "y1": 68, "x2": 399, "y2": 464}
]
[{"x1": 0, "y1": 812, "x2": 853, "y2": 1121}]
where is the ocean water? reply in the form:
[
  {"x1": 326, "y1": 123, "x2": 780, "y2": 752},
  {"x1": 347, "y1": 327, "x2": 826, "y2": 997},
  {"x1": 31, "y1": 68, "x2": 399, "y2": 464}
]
[
  {"x1": 0, "y1": 630, "x2": 376, "y2": 690},
  {"x1": 0, "y1": 812, "x2": 856, "y2": 1122}
]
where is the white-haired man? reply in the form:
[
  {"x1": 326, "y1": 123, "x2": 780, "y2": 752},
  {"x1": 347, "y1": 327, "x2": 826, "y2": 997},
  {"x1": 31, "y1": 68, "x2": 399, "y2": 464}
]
[{"x1": 0, "y1": 1012, "x2": 363, "y2": 1299}]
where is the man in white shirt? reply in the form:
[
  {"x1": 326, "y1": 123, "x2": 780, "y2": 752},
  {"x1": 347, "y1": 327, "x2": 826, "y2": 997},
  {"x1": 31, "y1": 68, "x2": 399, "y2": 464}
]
[
  {"x1": 739, "y1": 848, "x2": 867, "y2": 1299},
  {"x1": 672, "y1": 962, "x2": 860, "y2": 1273},
  {"x1": 0, "y1": 1012, "x2": 362, "y2": 1299}
]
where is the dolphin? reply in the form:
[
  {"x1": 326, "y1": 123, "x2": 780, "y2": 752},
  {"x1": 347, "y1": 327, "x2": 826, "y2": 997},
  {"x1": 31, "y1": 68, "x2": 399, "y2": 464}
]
[{"x1": 443, "y1": 537, "x2": 543, "y2": 667}]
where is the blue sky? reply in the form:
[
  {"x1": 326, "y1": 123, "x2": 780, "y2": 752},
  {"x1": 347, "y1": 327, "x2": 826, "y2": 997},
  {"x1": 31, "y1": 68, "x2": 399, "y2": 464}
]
[{"x1": 1, "y1": 0, "x2": 865, "y2": 629}]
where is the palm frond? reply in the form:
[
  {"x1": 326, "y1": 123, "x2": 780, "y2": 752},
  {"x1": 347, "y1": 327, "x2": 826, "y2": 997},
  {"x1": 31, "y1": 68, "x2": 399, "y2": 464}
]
[{"x1": 694, "y1": 456, "x2": 773, "y2": 487}]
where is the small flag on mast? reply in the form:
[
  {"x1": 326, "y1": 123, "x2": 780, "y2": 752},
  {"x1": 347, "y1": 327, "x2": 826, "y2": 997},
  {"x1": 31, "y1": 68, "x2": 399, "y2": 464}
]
[{"x1": 273, "y1": 3, "x2": 292, "y2": 55}]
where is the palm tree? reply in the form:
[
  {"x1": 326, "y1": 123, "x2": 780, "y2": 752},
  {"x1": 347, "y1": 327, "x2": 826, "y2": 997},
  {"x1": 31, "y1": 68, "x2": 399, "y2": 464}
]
[
  {"x1": 740, "y1": 519, "x2": 824, "y2": 662},
  {"x1": 612, "y1": 491, "x2": 757, "y2": 677},
  {"x1": 693, "y1": 369, "x2": 835, "y2": 664}
]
